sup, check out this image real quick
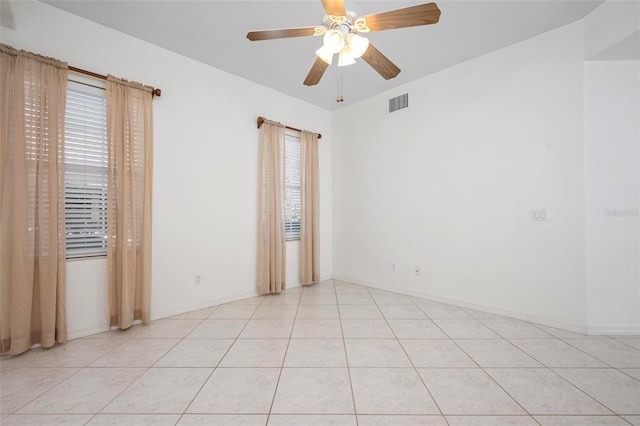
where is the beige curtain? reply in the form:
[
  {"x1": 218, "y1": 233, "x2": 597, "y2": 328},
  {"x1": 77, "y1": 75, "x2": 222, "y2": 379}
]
[
  {"x1": 257, "y1": 121, "x2": 286, "y2": 294},
  {"x1": 106, "y1": 76, "x2": 153, "y2": 329},
  {"x1": 299, "y1": 131, "x2": 320, "y2": 285},
  {"x1": 0, "y1": 44, "x2": 68, "y2": 355}
]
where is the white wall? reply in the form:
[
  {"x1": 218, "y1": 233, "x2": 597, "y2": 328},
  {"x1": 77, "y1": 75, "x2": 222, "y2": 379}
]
[
  {"x1": 332, "y1": 21, "x2": 588, "y2": 332},
  {"x1": 584, "y1": 60, "x2": 640, "y2": 334},
  {"x1": 584, "y1": 0, "x2": 640, "y2": 60},
  {"x1": 4, "y1": 0, "x2": 638, "y2": 339},
  {"x1": 581, "y1": 0, "x2": 640, "y2": 335},
  {"x1": 1, "y1": 0, "x2": 332, "y2": 339}
]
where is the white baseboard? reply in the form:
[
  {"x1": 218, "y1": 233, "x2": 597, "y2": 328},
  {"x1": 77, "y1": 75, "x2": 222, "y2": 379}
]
[
  {"x1": 587, "y1": 325, "x2": 640, "y2": 335},
  {"x1": 70, "y1": 275, "x2": 634, "y2": 340},
  {"x1": 149, "y1": 277, "x2": 333, "y2": 324},
  {"x1": 147, "y1": 277, "x2": 333, "y2": 324},
  {"x1": 151, "y1": 291, "x2": 261, "y2": 321},
  {"x1": 67, "y1": 290, "x2": 261, "y2": 340},
  {"x1": 332, "y1": 274, "x2": 588, "y2": 335},
  {"x1": 287, "y1": 275, "x2": 334, "y2": 289},
  {"x1": 67, "y1": 326, "x2": 110, "y2": 341}
]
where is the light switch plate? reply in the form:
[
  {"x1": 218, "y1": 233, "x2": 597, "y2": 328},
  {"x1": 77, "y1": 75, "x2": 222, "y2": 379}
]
[{"x1": 531, "y1": 209, "x2": 548, "y2": 221}]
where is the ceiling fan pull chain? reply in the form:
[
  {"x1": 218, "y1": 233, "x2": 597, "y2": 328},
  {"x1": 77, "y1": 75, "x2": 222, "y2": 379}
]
[{"x1": 337, "y1": 65, "x2": 344, "y2": 103}]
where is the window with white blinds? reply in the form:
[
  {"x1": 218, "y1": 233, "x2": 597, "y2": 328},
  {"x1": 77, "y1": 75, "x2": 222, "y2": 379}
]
[
  {"x1": 284, "y1": 130, "x2": 301, "y2": 240},
  {"x1": 64, "y1": 82, "x2": 108, "y2": 258}
]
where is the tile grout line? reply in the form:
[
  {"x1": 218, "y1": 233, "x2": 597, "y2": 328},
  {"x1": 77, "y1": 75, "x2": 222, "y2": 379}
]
[
  {"x1": 444, "y1": 317, "x2": 616, "y2": 420},
  {"x1": 560, "y1": 335, "x2": 631, "y2": 369},
  {"x1": 84, "y1": 331, "x2": 187, "y2": 423},
  {"x1": 467, "y1": 320, "x2": 582, "y2": 424},
  {"x1": 425, "y1": 303, "x2": 637, "y2": 418},
  {"x1": 7, "y1": 365, "x2": 86, "y2": 417},
  {"x1": 365, "y1": 286, "x2": 450, "y2": 425},
  {"x1": 543, "y1": 364, "x2": 629, "y2": 418},
  {"x1": 527, "y1": 320, "x2": 640, "y2": 384},
  {"x1": 6, "y1": 325, "x2": 149, "y2": 419},
  {"x1": 177, "y1": 295, "x2": 267, "y2": 424},
  {"x1": 457, "y1": 334, "x2": 546, "y2": 370},
  {"x1": 552, "y1": 335, "x2": 640, "y2": 421},
  {"x1": 432, "y1": 321, "x2": 543, "y2": 424},
  {"x1": 265, "y1": 286, "x2": 304, "y2": 424},
  {"x1": 611, "y1": 337, "x2": 640, "y2": 350},
  {"x1": 413, "y1": 297, "x2": 543, "y2": 424},
  {"x1": 481, "y1": 318, "x2": 627, "y2": 420},
  {"x1": 337, "y1": 280, "x2": 361, "y2": 426}
]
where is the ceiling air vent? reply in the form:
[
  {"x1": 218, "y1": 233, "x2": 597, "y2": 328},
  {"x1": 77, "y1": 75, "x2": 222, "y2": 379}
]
[{"x1": 388, "y1": 93, "x2": 409, "y2": 114}]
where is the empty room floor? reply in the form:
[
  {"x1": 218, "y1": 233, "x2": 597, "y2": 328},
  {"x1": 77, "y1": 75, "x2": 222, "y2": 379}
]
[{"x1": 1, "y1": 279, "x2": 639, "y2": 425}]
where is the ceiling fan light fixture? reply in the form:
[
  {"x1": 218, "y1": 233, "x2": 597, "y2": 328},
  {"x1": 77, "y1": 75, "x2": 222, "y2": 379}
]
[
  {"x1": 323, "y1": 29, "x2": 345, "y2": 53},
  {"x1": 353, "y1": 17, "x2": 370, "y2": 33},
  {"x1": 347, "y1": 34, "x2": 369, "y2": 58},
  {"x1": 315, "y1": 44, "x2": 334, "y2": 65},
  {"x1": 338, "y1": 45, "x2": 355, "y2": 67}
]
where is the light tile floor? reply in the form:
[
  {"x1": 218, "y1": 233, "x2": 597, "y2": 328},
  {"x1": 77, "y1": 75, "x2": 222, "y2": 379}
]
[{"x1": 1, "y1": 279, "x2": 639, "y2": 425}]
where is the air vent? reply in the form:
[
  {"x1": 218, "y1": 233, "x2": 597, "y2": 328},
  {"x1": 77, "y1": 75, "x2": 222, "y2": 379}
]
[{"x1": 388, "y1": 93, "x2": 409, "y2": 113}]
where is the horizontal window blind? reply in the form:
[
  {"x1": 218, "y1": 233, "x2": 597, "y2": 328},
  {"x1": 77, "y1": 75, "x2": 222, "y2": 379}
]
[
  {"x1": 284, "y1": 131, "x2": 301, "y2": 240},
  {"x1": 64, "y1": 86, "x2": 108, "y2": 258}
]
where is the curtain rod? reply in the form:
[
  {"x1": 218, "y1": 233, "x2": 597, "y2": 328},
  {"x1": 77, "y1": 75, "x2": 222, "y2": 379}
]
[
  {"x1": 257, "y1": 116, "x2": 322, "y2": 139},
  {"x1": 69, "y1": 66, "x2": 162, "y2": 97}
]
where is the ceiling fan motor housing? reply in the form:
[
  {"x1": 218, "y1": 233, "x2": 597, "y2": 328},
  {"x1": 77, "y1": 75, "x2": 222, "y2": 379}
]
[{"x1": 323, "y1": 12, "x2": 369, "y2": 35}]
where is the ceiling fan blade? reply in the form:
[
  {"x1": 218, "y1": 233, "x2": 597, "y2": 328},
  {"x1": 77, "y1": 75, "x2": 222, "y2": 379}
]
[
  {"x1": 363, "y1": 3, "x2": 441, "y2": 32},
  {"x1": 247, "y1": 27, "x2": 317, "y2": 41},
  {"x1": 321, "y1": 0, "x2": 346, "y2": 17},
  {"x1": 303, "y1": 57, "x2": 329, "y2": 86},
  {"x1": 361, "y1": 43, "x2": 401, "y2": 80}
]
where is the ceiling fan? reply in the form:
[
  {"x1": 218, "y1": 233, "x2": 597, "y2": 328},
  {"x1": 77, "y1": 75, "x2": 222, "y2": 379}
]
[{"x1": 247, "y1": 0, "x2": 441, "y2": 88}]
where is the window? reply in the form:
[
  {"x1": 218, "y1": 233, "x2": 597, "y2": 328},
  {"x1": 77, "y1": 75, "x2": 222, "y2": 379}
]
[
  {"x1": 64, "y1": 80, "x2": 108, "y2": 258},
  {"x1": 284, "y1": 130, "x2": 301, "y2": 240}
]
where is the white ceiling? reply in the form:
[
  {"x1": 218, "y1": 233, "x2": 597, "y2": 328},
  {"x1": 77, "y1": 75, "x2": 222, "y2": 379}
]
[{"x1": 42, "y1": 0, "x2": 603, "y2": 110}]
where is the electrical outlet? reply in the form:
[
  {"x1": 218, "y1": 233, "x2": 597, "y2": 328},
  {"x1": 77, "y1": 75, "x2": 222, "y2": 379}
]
[
  {"x1": 391, "y1": 261, "x2": 397, "y2": 273},
  {"x1": 415, "y1": 266, "x2": 421, "y2": 276},
  {"x1": 194, "y1": 274, "x2": 201, "y2": 285}
]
